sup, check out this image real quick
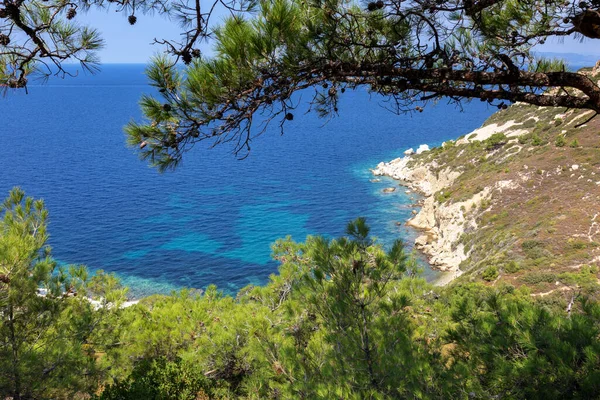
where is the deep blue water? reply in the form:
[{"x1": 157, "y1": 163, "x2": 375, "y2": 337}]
[{"x1": 1, "y1": 64, "x2": 494, "y2": 297}]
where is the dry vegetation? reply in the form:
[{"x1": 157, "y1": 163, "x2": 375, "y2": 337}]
[{"x1": 411, "y1": 70, "x2": 600, "y2": 298}]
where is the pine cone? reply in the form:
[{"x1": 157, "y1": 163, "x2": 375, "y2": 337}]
[
  {"x1": 0, "y1": 34, "x2": 10, "y2": 46},
  {"x1": 66, "y1": 7, "x2": 76, "y2": 20},
  {"x1": 128, "y1": 15, "x2": 137, "y2": 25}
]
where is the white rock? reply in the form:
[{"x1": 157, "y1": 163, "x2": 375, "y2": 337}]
[
  {"x1": 416, "y1": 144, "x2": 430, "y2": 154},
  {"x1": 415, "y1": 235, "x2": 429, "y2": 247},
  {"x1": 572, "y1": 164, "x2": 580, "y2": 171},
  {"x1": 404, "y1": 148, "x2": 415, "y2": 156}
]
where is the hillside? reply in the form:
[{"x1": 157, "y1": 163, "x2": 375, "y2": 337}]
[{"x1": 374, "y1": 67, "x2": 600, "y2": 297}]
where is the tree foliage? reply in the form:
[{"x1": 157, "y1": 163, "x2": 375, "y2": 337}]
[
  {"x1": 122, "y1": 0, "x2": 600, "y2": 169},
  {"x1": 2, "y1": 0, "x2": 600, "y2": 167},
  {"x1": 93, "y1": 218, "x2": 600, "y2": 399},
  {"x1": 1, "y1": 189, "x2": 600, "y2": 398},
  {"x1": 0, "y1": 188, "x2": 126, "y2": 399}
]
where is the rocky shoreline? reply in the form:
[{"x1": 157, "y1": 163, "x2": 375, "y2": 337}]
[{"x1": 372, "y1": 150, "x2": 490, "y2": 280}]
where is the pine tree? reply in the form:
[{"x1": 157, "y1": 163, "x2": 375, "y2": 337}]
[
  {"x1": 0, "y1": 188, "x2": 125, "y2": 399},
  {"x1": 122, "y1": 0, "x2": 600, "y2": 170}
]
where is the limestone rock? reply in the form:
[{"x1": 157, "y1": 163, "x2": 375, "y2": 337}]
[
  {"x1": 416, "y1": 144, "x2": 430, "y2": 154},
  {"x1": 415, "y1": 235, "x2": 429, "y2": 247}
]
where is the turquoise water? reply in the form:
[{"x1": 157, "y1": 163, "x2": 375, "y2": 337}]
[{"x1": 0, "y1": 64, "x2": 495, "y2": 297}]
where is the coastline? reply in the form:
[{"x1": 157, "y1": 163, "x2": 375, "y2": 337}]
[
  {"x1": 371, "y1": 94, "x2": 600, "y2": 288},
  {"x1": 372, "y1": 140, "x2": 493, "y2": 286}
]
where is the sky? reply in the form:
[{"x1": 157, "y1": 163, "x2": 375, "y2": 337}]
[{"x1": 78, "y1": 8, "x2": 600, "y2": 64}]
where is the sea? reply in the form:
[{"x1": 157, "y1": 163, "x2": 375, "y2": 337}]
[{"x1": 1, "y1": 64, "x2": 496, "y2": 297}]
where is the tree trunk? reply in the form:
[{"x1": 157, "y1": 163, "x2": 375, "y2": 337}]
[{"x1": 9, "y1": 305, "x2": 22, "y2": 400}]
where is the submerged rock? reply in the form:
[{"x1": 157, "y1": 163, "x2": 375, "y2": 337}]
[{"x1": 382, "y1": 187, "x2": 396, "y2": 193}]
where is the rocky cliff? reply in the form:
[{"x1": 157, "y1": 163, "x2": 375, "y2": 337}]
[{"x1": 374, "y1": 70, "x2": 600, "y2": 293}]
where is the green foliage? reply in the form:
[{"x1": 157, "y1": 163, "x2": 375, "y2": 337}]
[
  {"x1": 0, "y1": 188, "x2": 127, "y2": 399},
  {"x1": 520, "y1": 239, "x2": 552, "y2": 260},
  {"x1": 98, "y1": 357, "x2": 213, "y2": 400},
  {"x1": 519, "y1": 271, "x2": 557, "y2": 285},
  {"x1": 446, "y1": 284, "x2": 600, "y2": 399},
  {"x1": 482, "y1": 265, "x2": 499, "y2": 281},
  {"x1": 531, "y1": 133, "x2": 545, "y2": 146},
  {"x1": 504, "y1": 260, "x2": 522, "y2": 274},
  {"x1": 4, "y1": 197, "x2": 600, "y2": 399},
  {"x1": 555, "y1": 135, "x2": 566, "y2": 147},
  {"x1": 522, "y1": 239, "x2": 542, "y2": 250},
  {"x1": 114, "y1": 0, "x2": 600, "y2": 169},
  {"x1": 483, "y1": 132, "x2": 508, "y2": 151},
  {"x1": 568, "y1": 238, "x2": 588, "y2": 250},
  {"x1": 518, "y1": 133, "x2": 531, "y2": 144},
  {"x1": 435, "y1": 190, "x2": 452, "y2": 203}
]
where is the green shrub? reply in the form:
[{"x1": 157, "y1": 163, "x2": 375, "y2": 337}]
[
  {"x1": 521, "y1": 118, "x2": 536, "y2": 129},
  {"x1": 480, "y1": 199, "x2": 491, "y2": 210},
  {"x1": 518, "y1": 133, "x2": 531, "y2": 144},
  {"x1": 98, "y1": 357, "x2": 214, "y2": 400},
  {"x1": 520, "y1": 271, "x2": 557, "y2": 285},
  {"x1": 569, "y1": 139, "x2": 579, "y2": 148},
  {"x1": 555, "y1": 135, "x2": 566, "y2": 147},
  {"x1": 522, "y1": 240, "x2": 542, "y2": 250},
  {"x1": 504, "y1": 261, "x2": 522, "y2": 273},
  {"x1": 435, "y1": 190, "x2": 452, "y2": 203},
  {"x1": 482, "y1": 266, "x2": 499, "y2": 281},
  {"x1": 483, "y1": 132, "x2": 508, "y2": 150},
  {"x1": 521, "y1": 240, "x2": 550, "y2": 259},
  {"x1": 567, "y1": 238, "x2": 587, "y2": 249},
  {"x1": 531, "y1": 133, "x2": 545, "y2": 146}
]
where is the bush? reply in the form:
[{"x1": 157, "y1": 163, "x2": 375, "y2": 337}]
[
  {"x1": 569, "y1": 139, "x2": 579, "y2": 148},
  {"x1": 522, "y1": 240, "x2": 543, "y2": 250},
  {"x1": 483, "y1": 132, "x2": 508, "y2": 150},
  {"x1": 521, "y1": 118, "x2": 536, "y2": 129},
  {"x1": 98, "y1": 357, "x2": 213, "y2": 400},
  {"x1": 555, "y1": 135, "x2": 566, "y2": 147},
  {"x1": 482, "y1": 266, "x2": 499, "y2": 281},
  {"x1": 504, "y1": 261, "x2": 522, "y2": 273},
  {"x1": 518, "y1": 133, "x2": 531, "y2": 144},
  {"x1": 435, "y1": 190, "x2": 452, "y2": 203},
  {"x1": 567, "y1": 238, "x2": 588, "y2": 249},
  {"x1": 521, "y1": 240, "x2": 550, "y2": 259},
  {"x1": 520, "y1": 271, "x2": 557, "y2": 285},
  {"x1": 531, "y1": 133, "x2": 545, "y2": 146}
]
